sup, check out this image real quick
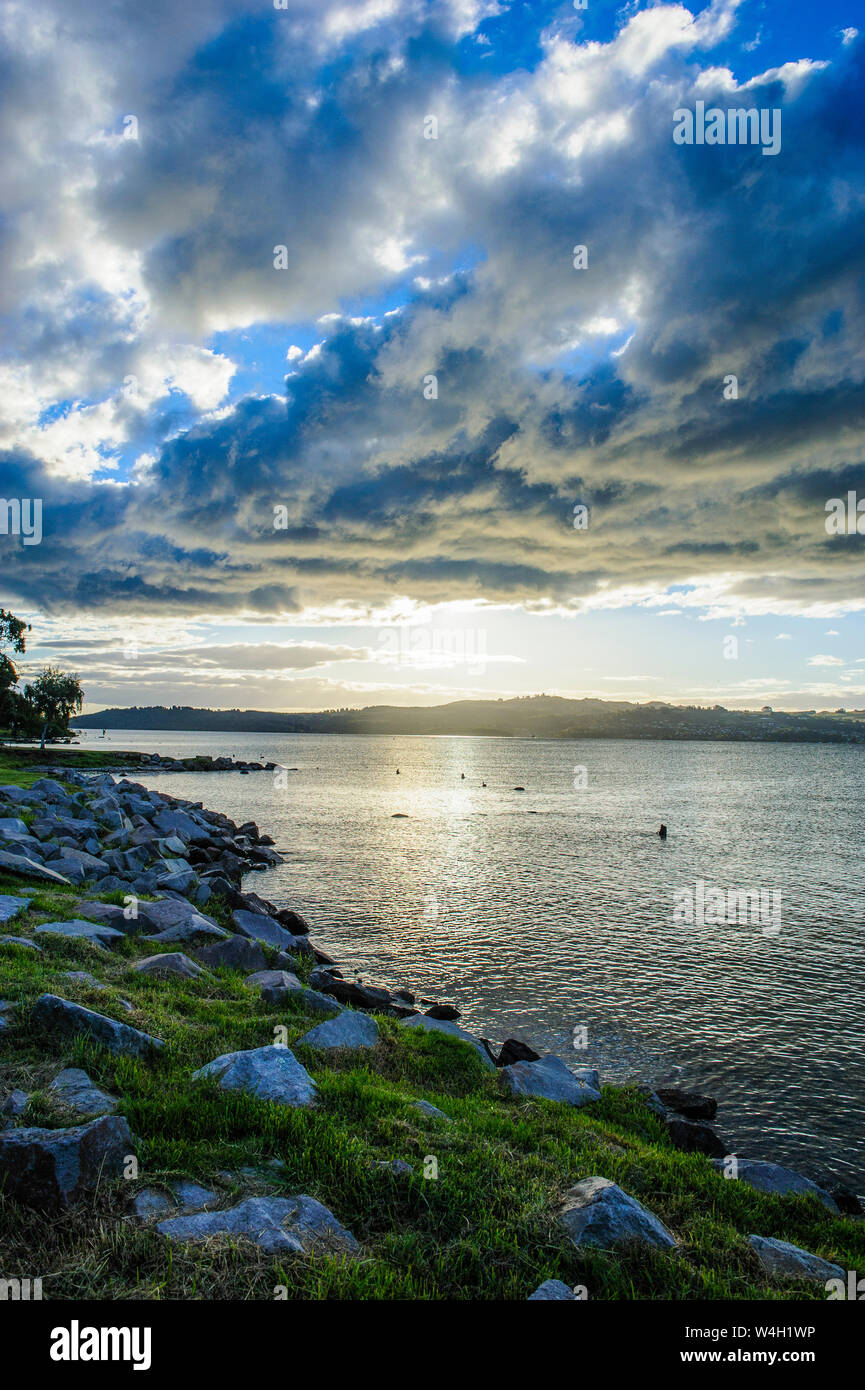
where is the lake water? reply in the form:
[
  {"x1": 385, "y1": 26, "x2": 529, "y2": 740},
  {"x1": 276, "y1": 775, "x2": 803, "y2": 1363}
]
[{"x1": 78, "y1": 728, "x2": 865, "y2": 1194}]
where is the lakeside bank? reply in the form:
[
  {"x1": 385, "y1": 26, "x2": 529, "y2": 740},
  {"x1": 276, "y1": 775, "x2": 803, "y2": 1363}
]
[{"x1": 1, "y1": 751, "x2": 863, "y2": 1300}]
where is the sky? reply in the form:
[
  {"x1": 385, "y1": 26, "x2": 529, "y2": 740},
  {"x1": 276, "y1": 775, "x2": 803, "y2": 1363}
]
[{"x1": 1, "y1": 0, "x2": 863, "y2": 714}]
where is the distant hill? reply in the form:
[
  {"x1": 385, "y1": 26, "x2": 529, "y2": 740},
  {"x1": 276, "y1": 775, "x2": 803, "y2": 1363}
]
[{"x1": 72, "y1": 697, "x2": 865, "y2": 743}]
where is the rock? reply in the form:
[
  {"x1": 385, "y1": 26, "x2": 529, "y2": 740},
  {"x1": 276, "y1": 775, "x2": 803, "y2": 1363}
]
[
  {"x1": 635, "y1": 1085, "x2": 668, "y2": 1119},
  {"x1": 152, "y1": 809, "x2": 212, "y2": 844},
  {"x1": 1, "y1": 1087, "x2": 29, "y2": 1119},
  {"x1": 157, "y1": 1194, "x2": 360, "y2": 1257},
  {"x1": 0, "y1": 1114, "x2": 134, "y2": 1209},
  {"x1": 46, "y1": 848, "x2": 111, "y2": 881},
  {"x1": 34, "y1": 919, "x2": 126, "y2": 950},
  {"x1": 656, "y1": 1087, "x2": 718, "y2": 1120},
  {"x1": 411, "y1": 1099, "x2": 452, "y2": 1122},
  {"x1": 393, "y1": 988, "x2": 415, "y2": 1004},
  {"x1": 143, "y1": 918, "x2": 229, "y2": 946},
  {"x1": 30, "y1": 777, "x2": 73, "y2": 799},
  {"x1": 133, "y1": 1180, "x2": 219, "y2": 1220},
  {"x1": 230, "y1": 908, "x2": 308, "y2": 954},
  {"x1": 135, "y1": 898, "x2": 224, "y2": 937},
  {"x1": 0, "y1": 894, "x2": 30, "y2": 923},
  {"x1": 0, "y1": 935, "x2": 41, "y2": 952},
  {"x1": 154, "y1": 835, "x2": 188, "y2": 858},
  {"x1": 496, "y1": 1038, "x2": 541, "y2": 1067},
  {"x1": 424, "y1": 1004, "x2": 461, "y2": 1021},
  {"x1": 155, "y1": 869, "x2": 199, "y2": 895},
  {"x1": 132, "y1": 1187, "x2": 175, "y2": 1219},
  {"x1": 666, "y1": 1117, "x2": 726, "y2": 1158},
  {"x1": 73, "y1": 901, "x2": 131, "y2": 930},
  {"x1": 273, "y1": 908, "x2": 311, "y2": 935},
  {"x1": 375, "y1": 1159, "x2": 413, "y2": 1177},
  {"x1": 195, "y1": 936, "x2": 269, "y2": 973},
  {"x1": 711, "y1": 1158, "x2": 839, "y2": 1213},
  {"x1": 0, "y1": 850, "x2": 70, "y2": 884},
  {"x1": 400, "y1": 1013, "x2": 496, "y2": 1068},
  {"x1": 298, "y1": 1010, "x2": 379, "y2": 1050},
  {"x1": 0, "y1": 1001, "x2": 18, "y2": 1032},
  {"x1": 528, "y1": 1279, "x2": 577, "y2": 1301},
  {"x1": 829, "y1": 1186, "x2": 864, "y2": 1217},
  {"x1": 30, "y1": 994, "x2": 164, "y2": 1059},
  {"x1": 133, "y1": 952, "x2": 204, "y2": 981},
  {"x1": 500, "y1": 1055, "x2": 601, "y2": 1107},
  {"x1": 748, "y1": 1234, "x2": 844, "y2": 1283},
  {"x1": 0, "y1": 786, "x2": 36, "y2": 804},
  {"x1": 62, "y1": 971, "x2": 108, "y2": 990},
  {"x1": 192, "y1": 1044, "x2": 318, "y2": 1108},
  {"x1": 0, "y1": 817, "x2": 30, "y2": 840},
  {"x1": 243, "y1": 969, "x2": 301, "y2": 992},
  {"x1": 48, "y1": 1067, "x2": 118, "y2": 1117},
  {"x1": 260, "y1": 983, "x2": 342, "y2": 1016},
  {"x1": 558, "y1": 1177, "x2": 677, "y2": 1252}
]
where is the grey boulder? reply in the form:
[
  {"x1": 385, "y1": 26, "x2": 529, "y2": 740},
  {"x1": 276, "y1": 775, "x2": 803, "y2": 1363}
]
[
  {"x1": 298, "y1": 1010, "x2": 379, "y2": 1050},
  {"x1": 195, "y1": 936, "x2": 269, "y2": 973},
  {"x1": 143, "y1": 918, "x2": 229, "y2": 946},
  {"x1": 749, "y1": 1234, "x2": 844, "y2": 1283},
  {"x1": 528, "y1": 1279, "x2": 577, "y2": 1301},
  {"x1": 411, "y1": 1099, "x2": 452, "y2": 1122},
  {"x1": 133, "y1": 952, "x2": 204, "y2": 981},
  {"x1": 0, "y1": 817, "x2": 30, "y2": 840},
  {"x1": 133, "y1": 1179, "x2": 218, "y2": 1220},
  {"x1": 135, "y1": 898, "x2": 225, "y2": 937},
  {"x1": 558, "y1": 1177, "x2": 677, "y2": 1252},
  {"x1": 30, "y1": 994, "x2": 164, "y2": 1059},
  {"x1": 0, "y1": 894, "x2": 30, "y2": 923},
  {"x1": 712, "y1": 1158, "x2": 839, "y2": 1213},
  {"x1": 0, "y1": 1114, "x2": 133, "y2": 1209},
  {"x1": 243, "y1": 969, "x2": 301, "y2": 992},
  {"x1": 499, "y1": 1055, "x2": 601, "y2": 1107},
  {"x1": 261, "y1": 983, "x2": 342, "y2": 1017},
  {"x1": 48, "y1": 1067, "x2": 118, "y2": 1117},
  {"x1": 0, "y1": 850, "x2": 70, "y2": 884},
  {"x1": 192, "y1": 1044, "x2": 318, "y2": 1108},
  {"x1": 153, "y1": 809, "x2": 211, "y2": 844},
  {"x1": 34, "y1": 919, "x2": 126, "y2": 950},
  {"x1": 157, "y1": 1194, "x2": 360, "y2": 1257},
  {"x1": 231, "y1": 908, "x2": 309, "y2": 954}
]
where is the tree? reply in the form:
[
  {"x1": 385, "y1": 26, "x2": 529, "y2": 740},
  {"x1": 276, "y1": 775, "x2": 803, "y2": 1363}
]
[
  {"x1": 0, "y1": 609, "x2": 31, "y2": 736},
  {"x1": 25, "y1": 666, "x2": 84, "y2": 749}
]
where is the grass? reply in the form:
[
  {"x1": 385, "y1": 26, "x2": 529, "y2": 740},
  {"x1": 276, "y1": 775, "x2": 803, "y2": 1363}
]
[
  {"x1": 0, "y1": 748, "x2": 152, "y2": 787},
  {"x1": 2, "y1": 870, "x2": 863, "y2": 1301}
]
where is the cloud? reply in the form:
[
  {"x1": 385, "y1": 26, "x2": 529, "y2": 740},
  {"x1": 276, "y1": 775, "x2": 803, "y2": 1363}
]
[
  {"x1": 807, "y1": 654, "x2": 845, "y2": 666},
  {"x1": 0, "y1": 0, "x2": 862, "y2": 646}
]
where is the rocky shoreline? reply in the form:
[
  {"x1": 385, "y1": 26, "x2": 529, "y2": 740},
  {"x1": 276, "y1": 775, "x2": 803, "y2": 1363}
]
[{"x1": 0, "y1": 765, "x2": 859, "y2": 1294}]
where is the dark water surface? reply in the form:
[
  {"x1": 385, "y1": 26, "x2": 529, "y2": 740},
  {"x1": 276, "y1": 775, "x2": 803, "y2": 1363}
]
[{"x1": 84, "y1": 728, "x2": 865, "y2": 1193}]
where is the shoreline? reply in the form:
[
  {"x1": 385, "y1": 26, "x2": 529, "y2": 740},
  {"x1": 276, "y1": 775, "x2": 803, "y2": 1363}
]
[{"x1": 0, "y1": 753, "x2": 861, "y2": 1299}]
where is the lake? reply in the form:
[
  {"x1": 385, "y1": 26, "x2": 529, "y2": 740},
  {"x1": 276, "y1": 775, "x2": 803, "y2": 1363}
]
[{"x1": 79, "y1": 728, "x2": 865, "y2": 1194}]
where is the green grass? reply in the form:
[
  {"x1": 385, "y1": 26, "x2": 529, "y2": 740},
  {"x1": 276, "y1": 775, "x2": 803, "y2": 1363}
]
[
  {"x1": 1, "y1": 869, "x2": 862, "y2": 1301},
  {"x1": 0, "y1": 748, "x2": 149, "y2": 786}
]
